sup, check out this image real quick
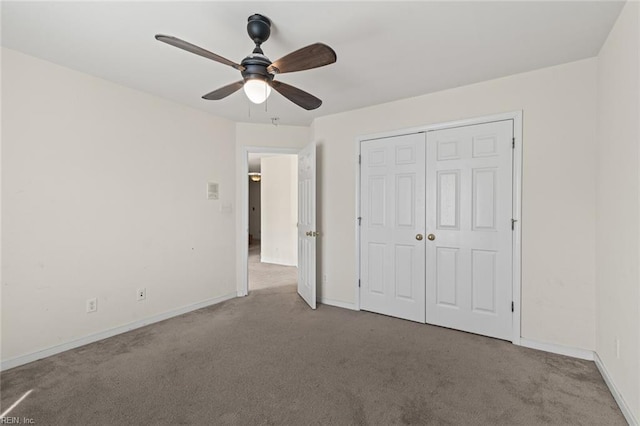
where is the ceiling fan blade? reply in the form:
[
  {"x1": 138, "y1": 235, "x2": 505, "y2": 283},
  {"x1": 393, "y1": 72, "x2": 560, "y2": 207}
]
[
  {"x1": 202, "y1": 81, "x2": 244, "y2": 100},
  {"x1": 155, "y1": 35, "x2": 244, "y2": 71},
  {"x1": 267, "y1": 43, "x2": 336, "y2": 75},
  {"x1": 270, "y1": 81, "x2": 322, "y2": 110}
]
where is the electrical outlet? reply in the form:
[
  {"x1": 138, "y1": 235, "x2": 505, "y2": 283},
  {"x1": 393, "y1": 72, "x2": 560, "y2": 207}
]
[
  {"x1": 86, "y1": 298, "x2": 97, "y2": 313},
  {"x1": 137, "y1": 288, "x2": 146, "y2": 301}
]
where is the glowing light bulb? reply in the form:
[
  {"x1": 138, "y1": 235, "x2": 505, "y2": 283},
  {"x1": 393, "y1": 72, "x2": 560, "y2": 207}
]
[{"x1": 243, "y1": 79, "x2": 272, "y2": 104}]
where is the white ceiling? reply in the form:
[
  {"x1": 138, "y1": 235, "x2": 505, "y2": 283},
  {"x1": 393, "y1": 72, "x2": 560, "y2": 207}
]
[{"x1": 1, "y1": 1, "x2": 624, "y2": 126}]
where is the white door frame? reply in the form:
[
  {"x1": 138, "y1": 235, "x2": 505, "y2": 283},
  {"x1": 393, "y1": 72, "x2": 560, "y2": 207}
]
[
  {"x1": 238, "y1": 146, "x2": 299, "y2": 297},
  {"x1": 354, "y1": 111, "x2": 523, "y2": 344}
]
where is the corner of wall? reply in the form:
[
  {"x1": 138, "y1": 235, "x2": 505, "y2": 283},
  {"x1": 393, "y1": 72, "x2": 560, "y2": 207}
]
[{"x1": 594, "y1": 0, "x2": 640, "y2": 422}]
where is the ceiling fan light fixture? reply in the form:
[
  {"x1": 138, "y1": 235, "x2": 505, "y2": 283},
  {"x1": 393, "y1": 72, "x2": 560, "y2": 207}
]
[
  {"x1": 243, "y1": 78, "x2": 272, "y2": 104},
  {"x1": 156, "y1": 13, "x2": 336, "y2": 110}
]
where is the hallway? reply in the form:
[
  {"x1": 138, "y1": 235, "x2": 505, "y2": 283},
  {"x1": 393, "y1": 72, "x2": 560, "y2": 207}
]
[{"x1": 248, "y1": 242, "x2": 298, "y2": 290}]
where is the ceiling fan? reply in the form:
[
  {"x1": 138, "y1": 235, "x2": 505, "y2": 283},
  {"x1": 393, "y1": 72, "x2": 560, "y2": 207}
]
[{"x1": 155, "y1": 14, "x2": 337, "y2": 110}]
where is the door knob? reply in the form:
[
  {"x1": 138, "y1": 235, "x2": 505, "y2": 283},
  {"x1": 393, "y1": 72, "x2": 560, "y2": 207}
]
[
  {"x1": 416, "y1": 234, "x2": 423, "y2": 241},
  {"x1": 427, "y1": 234, "x2": 436, "y2": 241}
]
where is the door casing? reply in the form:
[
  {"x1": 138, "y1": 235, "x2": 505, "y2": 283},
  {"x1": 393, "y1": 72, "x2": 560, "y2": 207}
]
[
  {"x1": 354, "y1": 111, "x2": 523, "y2": 344},
  {"x1": 238, "y1": 146, "x2": 300, "y2": 297}
]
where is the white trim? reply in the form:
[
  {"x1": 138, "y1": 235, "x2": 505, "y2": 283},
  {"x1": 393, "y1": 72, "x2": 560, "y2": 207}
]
[
  {"x1": 318, "y1": 297, "x2": 357, "y2": 311},
  {"x1": 358, "y1": 111, "x2": 524, "y2": 142},
  {"x1": 1, "y1": 292, "x2": 237, "y2": 371},
  {"x1": 594, "y1": 352, "x2": 639, "y2": 426},
  {"x1": 260, "y1": 256, "x2": 297, "y2": 267},
  {"x1": 354, "y1": 137, "x2": 362, "y2": 310},
  {"x1": 519, "y1": 338, "x2": 594, "y2": 361},
  {"x1": 511, "y1": 111, "x2": 523, "y2": 345},
  {"x1": 354, "y1": 111, "x2": 523, "y2": 343},
  {"x1": 238, "y1": 146, "x2": 299, "y2": 298}
]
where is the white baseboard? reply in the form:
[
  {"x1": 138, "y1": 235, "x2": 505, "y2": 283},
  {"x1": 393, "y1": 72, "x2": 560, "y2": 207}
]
[
  {"x1": 259, "y1": 256, "x2": 297, "y2": 267},
  {"x1": 594, "y1": 352, "x2": 639, "y2": 426},
  {"x1": 1, "y1": 292, "x2": 237, "y2": 371},
  {"x1": 318, "y1": 297, "x2": 357, "y2": 311},
  {"x1": 519, "y1": 338, "x2": 594, "y2": 361},
  {"x1": 516, "y1": 339, "x2": 639, "y2": 423}
]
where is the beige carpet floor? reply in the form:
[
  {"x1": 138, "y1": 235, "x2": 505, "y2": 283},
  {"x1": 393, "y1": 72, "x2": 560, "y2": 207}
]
[
  {"x1": 0, "y1": 285, "x2": 625, "y2": 425},
  {"x1": 248, "y1": 242, "x2": 298, "y2": 290}
]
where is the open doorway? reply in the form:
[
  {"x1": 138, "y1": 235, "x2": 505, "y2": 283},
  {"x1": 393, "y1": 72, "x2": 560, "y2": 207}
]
[{"x1": 246, "y1": 152, "x2": 298, "y2": 292}]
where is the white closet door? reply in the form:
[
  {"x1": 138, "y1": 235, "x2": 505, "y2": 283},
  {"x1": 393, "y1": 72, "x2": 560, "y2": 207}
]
[
  {"x1": 425, "y1": 120, "x2": 513, "y2": 340},
  {"x1": 360, "y1": 133, "x2": 426, "y2": 323}
]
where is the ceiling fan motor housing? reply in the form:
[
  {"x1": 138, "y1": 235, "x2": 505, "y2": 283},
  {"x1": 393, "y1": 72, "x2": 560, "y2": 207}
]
[{"x1": 241, "y1": 54, "x2": 273, "y2": 83}]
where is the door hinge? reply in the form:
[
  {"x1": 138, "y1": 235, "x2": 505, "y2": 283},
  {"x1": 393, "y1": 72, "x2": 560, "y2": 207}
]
[
  {"x1": 511, "y1": 301, "x2": 514, "y2": 312},
  {"x1": 512, "y1": 137, "x2": 515, "y2": 149},
  {"x1": 358, "y1": 279, "x2": 361, "y2": 288},
  {"x1": 358, "y1": 154, "x2": 361, "y2": 164},
  {"x1": 357, "y1": 217, "x2": 362, "y2": 226},
  {"x1": 511, "y1": 218, "x2": 518, "y2": 230}
]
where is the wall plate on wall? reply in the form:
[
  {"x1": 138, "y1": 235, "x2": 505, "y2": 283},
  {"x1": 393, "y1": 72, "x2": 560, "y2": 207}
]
[{"x1": 207, "y1": 182, "x2": 219, "y2": 200}]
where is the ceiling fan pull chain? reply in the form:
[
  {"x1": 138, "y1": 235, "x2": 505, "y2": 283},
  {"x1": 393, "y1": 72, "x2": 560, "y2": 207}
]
[{"x1": 264, "y1": 84, "x2": 268, "y2": 112}]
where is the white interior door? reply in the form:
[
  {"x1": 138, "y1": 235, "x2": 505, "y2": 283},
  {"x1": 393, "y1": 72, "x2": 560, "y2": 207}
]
[
  {"x1": 297, "y1": 141, "x2": 316, "y2": 309},
  {"x1": 425, "y1": 120, "x2": 513, "y2": 340},
  {"x1": 360, "y1": 133, "x2": 426, "y2": 323}
]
